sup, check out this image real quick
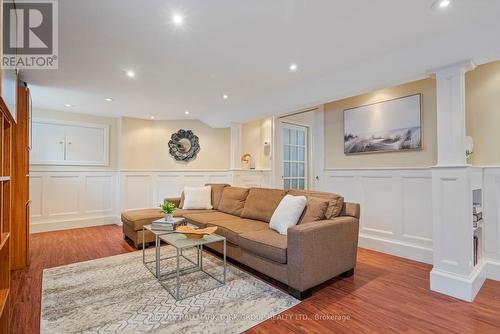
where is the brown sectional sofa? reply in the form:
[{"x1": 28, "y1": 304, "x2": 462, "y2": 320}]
[{"x1": 121, "y1": 184, "x2": 360, "y2": 299}]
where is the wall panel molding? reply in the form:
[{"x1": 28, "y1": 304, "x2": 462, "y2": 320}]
[
  {"x1": 30, "y1": 169, "x2": 273, "y2": 232},
  {"x1": 320, "y1": 168, "x2": 434, "y2": 264}
]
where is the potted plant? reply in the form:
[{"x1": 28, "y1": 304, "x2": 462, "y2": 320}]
[{"x1": 160, "y1": 201, "x2": 176, "y2": 221}]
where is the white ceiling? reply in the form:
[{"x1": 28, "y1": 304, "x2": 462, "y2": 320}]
[{"x1": 22, "y1": 0, "x2": 500, "y2": 127}]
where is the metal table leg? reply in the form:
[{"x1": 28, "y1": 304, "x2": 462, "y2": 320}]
[
  {"x1": 142, "y1": 226, "x2": 146, "y2": 263},
  {"x1": 155, "y1": 235, "x2": 160, "y2": 278},
  {"x1": 223, "y1": 239, "x2": 227, "y2": 284},
  {"x1": 200, "y1": 244, "x2": 203, "y2": 270},
  {"x1": 176, "y1": 248, "x2": 180, "y2": 300}
]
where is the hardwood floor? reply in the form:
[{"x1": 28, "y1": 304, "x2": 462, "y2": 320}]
[{"x1": 10, "y1": 224, "x2": 500, "y2": 334}]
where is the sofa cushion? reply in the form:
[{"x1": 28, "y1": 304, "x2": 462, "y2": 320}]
[
  {"x1": 207, "y1": 219, "x2": 268, "y2": 244},
  {"x1": 239, "y1": 229, "x2": 288, "y2": 264},
  {"x1": 173, "y1": 208, "x2": 216, "y2": 218},
  {"x1": 269, "y1": 195, "x2": 307, "y2": 235},
  {"x1": 205, "y1": 183, "x2": 230, "y2": 210},
  {"x1": 287, "y1": 189, "x2": 344, "y2": 219},
  {"x1": 182, "y1": 186, "x2": 213, "y2": 209},
  {"x1": 183, "y1": 212, "x2": 240, "y2": 228},
  {"x1": 217, "y1": 187, "x2": 250, "y2": 216},
  {"x1": 121, "y1": 209, "x2": 165, "y2": 231},
  {"x1": 241, "y1": 188, "x2": 286, "y2": 223},
  {"x1": 299, "y1": 197, "x2": 329, "y2": 224}
]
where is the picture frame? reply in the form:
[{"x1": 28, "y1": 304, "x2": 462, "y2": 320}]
[{"x1": 343, "y1": 93, "x2": 422, "y2": 155}]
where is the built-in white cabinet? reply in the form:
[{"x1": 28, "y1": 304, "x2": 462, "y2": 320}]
[{"x1": 31, "y1": 119, "x2": 109, "y2": 166}]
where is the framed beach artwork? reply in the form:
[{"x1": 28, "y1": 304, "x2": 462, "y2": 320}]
[{"x1": 343, "y1": 94, "x2": 422, "y2": 154}]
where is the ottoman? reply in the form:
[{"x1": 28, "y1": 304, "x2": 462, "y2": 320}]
[{"x1": 121, "y1": 209, "x2": 165, "y2": 248}]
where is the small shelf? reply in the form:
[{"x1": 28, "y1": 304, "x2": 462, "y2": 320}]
[
  {"x1": 0, "y1": 289, "x2": 9, "y2": 318},
  {"x1": 0, "y1": 176, "x2": 10, "y2": 182}
]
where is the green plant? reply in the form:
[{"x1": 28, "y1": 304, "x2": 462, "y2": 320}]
[{"x1": 160, "y1": 201, "x2": 176, "y2": 214}]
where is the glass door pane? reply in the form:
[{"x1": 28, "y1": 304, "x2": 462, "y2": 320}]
[{"x1": 282, "y1": 123, "x2": 307, "y2": 190}]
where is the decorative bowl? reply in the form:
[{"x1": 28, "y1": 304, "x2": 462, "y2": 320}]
[{"x1": 175, "y1": 226, "x2": 217, "y2": 239}]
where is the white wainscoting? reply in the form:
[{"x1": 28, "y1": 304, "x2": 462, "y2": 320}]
[
  {"x1": 232, "y1": 169, "x2": 272, "y2": 188},
  {"x1": 30, "y1": 171, "x2": 120, "y2": 233},
  {"x1": 319, "y1": 168, "x2": 434, "y2": 264},
  {"x1": 484, "y1": 167, "x2": 500, "y2": 280},
  {"x1": 30, "y1": 169, "x2": 273, "y2": 232},
  {"x1": 120, "y1": 170, "x2": 233, "y2": 211}
]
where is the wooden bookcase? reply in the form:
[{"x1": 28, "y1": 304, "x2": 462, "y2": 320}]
[
  {"x1": 11, "y1": 82, "x2": 30, "y2": 270},
  {"x1": 0, "y1": 98, "x2": 12, "y2": 334}
]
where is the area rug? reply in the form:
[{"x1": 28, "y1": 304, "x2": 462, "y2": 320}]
[{"x1": 41, "y1": 247, "x2": 299, "y2": 333}]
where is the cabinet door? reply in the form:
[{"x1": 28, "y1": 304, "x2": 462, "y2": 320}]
[
  {"x1": 30, "y1": 122, "x2": 66, "y2": 163},
  {"x1": 65, "y1": 125, "x2": 108, "y2": 165}
]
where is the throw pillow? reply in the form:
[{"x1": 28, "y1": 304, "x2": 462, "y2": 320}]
[
  {"x1": 299, "y1": 197, "x2": 329, "y2": 224},
  {"x1": 182, "y1": 186, "x2": 213, "y2": 210},
  {"x1": 269, "y1": 195, "x2": 307, "y2": 235}
]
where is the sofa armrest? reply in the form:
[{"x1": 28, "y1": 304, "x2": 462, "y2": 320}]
[
  {"x1": 164, "y1": 197, "x2": 181, "y2": 208},
  {"x1": 287, "y1": 216, "x2": 359, "y2": 292}
]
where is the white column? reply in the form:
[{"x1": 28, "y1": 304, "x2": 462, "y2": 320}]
[
  {"x1": 229, "y1": 122, "x2": 242, "y2": 170},
  {"x1": 429, "y1": 60, "x2": 475, "y2": 166},
  {"x1": 429, "y1": 60, "x2": 486, "y2": 302}
]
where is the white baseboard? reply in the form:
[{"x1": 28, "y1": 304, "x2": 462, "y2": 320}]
[
  {"x1": 359, "y1": 234, "x2": 433, "y2": 264},
  {"x1": 430, "y1": 262, "x2": 487, "y2": 302},
  {"x1": 31, "y1": 216, "x2": 121, "y2": 233},
  {"x1": 486, "y1": 259, "x2": 500, "y2": 281}
]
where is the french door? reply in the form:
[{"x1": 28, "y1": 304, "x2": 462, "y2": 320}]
[{"x1": 282, "y1": 123, "x2": 308, "y2": 190}]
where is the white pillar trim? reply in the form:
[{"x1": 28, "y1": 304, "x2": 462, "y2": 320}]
[
  {"x1": 229, "y1": 123, "x2": 242, "y2": 170},
  {"x1": 428, "y1": 60, "x2": 476, "y2": 167}
]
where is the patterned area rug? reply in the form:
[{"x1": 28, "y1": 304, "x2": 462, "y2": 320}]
[{"x1": 41, "y1": 247, "x2": 299, "y2": 333}]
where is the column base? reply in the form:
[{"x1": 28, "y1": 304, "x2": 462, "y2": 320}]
[{"x1": 430, "y1": 262, "x2": 487, "y2": 302}]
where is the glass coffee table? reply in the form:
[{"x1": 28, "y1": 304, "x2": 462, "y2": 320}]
[
  {"x1": 142, "y1": 221, "x2": 227, "y2": 300},
  {"x1": 158, "y1": 231, "x2": 227, "y2": 300},
  {"x1": 142, "y1": 217, "x2": 187, "y2": 278}
]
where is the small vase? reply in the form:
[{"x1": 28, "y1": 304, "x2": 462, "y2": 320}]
[{"x1": 165, "y1": 214, "x2": 173, "y2": 222}]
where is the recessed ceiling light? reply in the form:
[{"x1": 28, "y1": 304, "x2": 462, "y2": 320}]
[
  {"x1": 172, "y1": 13, "x2": 184, "y2": 26},
  {"x1": 184, "y1": 110, "x2": 190, "y2": 115},
  {"x1": 222, "y1": 94, "x2": 229, "y2": 100},
  {"x1": 150, "y1": 116, "x2": 155, "y2": 120},
  {"x1": 105, "y1": 97, "x2": 113, "y2": 102},
  {"x1": 126, "y1": 70, "x2": 135, "y2": 78},
  {"x1": 439, "y1": 0, "x2": 451, "y2": 8},
  {"x1": 64, "y1": 104, "x2": 74, "y2": 108},
  {"x1": 432, "y1": 0, "x2": 452, "y2": 9},
  {"x1": 289, "y1": 63, "x2": 298, "y2": 72}
]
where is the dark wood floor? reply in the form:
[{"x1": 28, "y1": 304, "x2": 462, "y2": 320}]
[{"x1": 10, "y1": 225, "x2": 500, "y2": 334}]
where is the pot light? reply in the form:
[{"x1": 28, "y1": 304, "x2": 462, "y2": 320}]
[
  {"x1": 438, "y1": 0, "x2": 451, "y2": 8},
  {"x1": 126, "y1": 70, "x2": 135, "y2": 78},
  {"x1": 222, "y1": 94, "x2": 229, "y2": 100},
  {"x1": 184, "y1": 110, "x2": 190, "y2": 115},
  {"x1": 150, "y1": 116, "x2": 155, "y2": 120},
  {"x1": 105, "y1": 97, "x2": 114, "y2": 102},
  {"x1": 172, "y1": 13, "x2": 184, "y2": 26},
  {"x1": 64, "y1": 104, "x2": 74, "y2": 108},
  {"x1": 432, "y1": 0, "x2": 452, "y2": 9},
  {"x1": 289, "y1": 63, "x2": 298, "y2": 72}
]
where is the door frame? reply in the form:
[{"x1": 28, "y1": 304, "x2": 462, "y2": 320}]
[{"x1": 274, "y1": 119, "x2": 313, "y2": 190}]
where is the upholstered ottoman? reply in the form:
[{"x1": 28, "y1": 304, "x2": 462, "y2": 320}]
[{"x1": 121, "y1": 209, "x2": 165, "y2": 248}]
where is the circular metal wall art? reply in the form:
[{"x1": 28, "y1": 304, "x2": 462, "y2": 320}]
[{"x1": 168, "y1": 129, "x2": 200, "y2": 161}]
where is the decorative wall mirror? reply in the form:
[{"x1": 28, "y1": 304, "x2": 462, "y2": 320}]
[{"x1": 168, "y1": 129, "x2": 200, "y2": 161}]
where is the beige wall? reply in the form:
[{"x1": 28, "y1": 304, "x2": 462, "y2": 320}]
[
  {"x1": 120, "y1": 117, "x2": 230, "y2": 170},
  {"x1": 31, "y1": 109, "x2": 120, "y2": 171},
  {"x1": 466, "y1": 60, "x2": 500, "y2": 166},
  {"x1": 241, "y1": 117, "x2": 272, "y2": 169},
  {"x1": 324, "y1": 78, "x2": 437, "y2": 168}
]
